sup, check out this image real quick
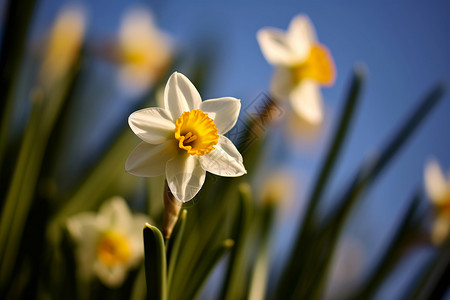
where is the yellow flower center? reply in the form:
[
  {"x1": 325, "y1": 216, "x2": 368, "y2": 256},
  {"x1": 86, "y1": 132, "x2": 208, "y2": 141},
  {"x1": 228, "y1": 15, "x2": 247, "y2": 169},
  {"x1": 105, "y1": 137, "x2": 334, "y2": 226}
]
[
  {"x1": 437, "y1": 197, "x2": 450, "y2": 217},
  {"x1": 174, "y1": 109, "x2": 219, "y2": 156},
  {"x1": 291, "y1": 44, "x2": 335, "y2": 86},
  {"x1": 97, "y1": 231, "x2": 131, "y2": 267},
  {"x1": 122, "y1": 49, "x2": 150, "y2": 65}
]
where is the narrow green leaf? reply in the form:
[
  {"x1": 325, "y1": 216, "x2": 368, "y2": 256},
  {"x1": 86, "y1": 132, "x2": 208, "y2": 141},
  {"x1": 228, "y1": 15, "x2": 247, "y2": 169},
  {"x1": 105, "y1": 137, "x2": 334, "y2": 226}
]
[
  {"x1": 131, "y1": 266, "x2": 147, "y2": 300},
  {"x1": 143, "y1": 224, "x2": 167, "y2": 300},
  {"x1": 350, "y1": 190, "x2": 423, "y2": 299},
  {"x1": 0, "y1": 0, "x2": 39, "y2": 170},
  {"x1": 0, "y1": 66, "x2": 79, "y2": 290},
  {"x1": 219, "y1": 183, "x2": 253, "y2": 300},
  {"x1": 305, "y1": 82, "x2": 445, "y2": 300},
  {"x1": 184, "y1": 239, "x2": 234, "y2": 300},
  {"x1": 170, "y1": 208, "x2": 228, "y2": 300},
  {"x1": 167, "y1": 209, "x2": 187, "y2": 295},
  {"x1": 275, "y1": 65, "x2": 365, "y2": 299},
  {"x1": 405, "y1": 234, "x2": 450, "y2": 300},
  {"x1": 248, "y1": 202, "x2": 276, "y2": 300}
]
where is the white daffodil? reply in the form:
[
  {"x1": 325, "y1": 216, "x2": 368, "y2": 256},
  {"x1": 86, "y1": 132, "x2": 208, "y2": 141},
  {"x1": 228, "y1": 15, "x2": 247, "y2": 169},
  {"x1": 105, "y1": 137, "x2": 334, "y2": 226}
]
[
  {"x1": 126, "y1": 72, "x2": 246, "y2": 202},
  {"x1": 39, "y1": 4, "x2": 86, "y2": 87},
  {"x1": 66, "y1": 196, "x2": 149, "y2": 288},
  {"x1": 424, "y1": 159, "x2": 450, "y2": 245},
  {"x1": 117, "y1": 8, "x2": 172, "y2": 94},
  {"x1": 257, "y1": 15, "x2": 335, "y2": 125}
]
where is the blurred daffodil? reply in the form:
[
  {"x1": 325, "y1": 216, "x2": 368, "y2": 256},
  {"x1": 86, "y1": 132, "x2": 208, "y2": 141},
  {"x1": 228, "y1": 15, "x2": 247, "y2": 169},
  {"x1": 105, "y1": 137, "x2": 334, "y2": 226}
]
[
  {"x1": 67, "y1": 196, "x2": 149, "y2": 288},
  {"x1": 257, "y1": 15, "x2": 335, "y2": 125},
  {"x1": 259, "y1": 169, "x2": 296, "y2": 207},
  {"x1": 117, "y1": 8, "x2": 172, "y2": 94},
  {"x1": 39, "y1": 4, "x2": 86, "y2": 87},
  {"x1": 126, "y1": 72, "x2": 246, "y2": 202},
  {"x1": 424, "y1": 159, "x2": 450, "y2": 245}
]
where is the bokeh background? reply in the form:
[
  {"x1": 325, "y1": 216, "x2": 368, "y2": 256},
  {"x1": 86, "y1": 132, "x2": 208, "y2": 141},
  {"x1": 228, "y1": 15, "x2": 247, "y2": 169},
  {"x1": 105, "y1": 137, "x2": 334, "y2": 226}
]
[{"x1": 4, "y1": 0, "x2": 450, "y2": 299}]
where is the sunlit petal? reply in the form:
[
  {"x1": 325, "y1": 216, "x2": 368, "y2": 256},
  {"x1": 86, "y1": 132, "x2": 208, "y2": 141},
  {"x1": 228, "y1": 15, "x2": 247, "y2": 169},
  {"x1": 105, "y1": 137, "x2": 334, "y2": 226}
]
[
  {"x1": 257, "y1": 28, "x2": 298, "y2": 66},
  {"x1": 166, "y1": 153, "x2": 206, "y2": 202},
  {"x1": 128, "y1": 107, "x2": 175, "y2": 144},
  {"x1": 425, "y1": 159, "x2": 450, "y2": 205},
  {"x1": 289, "y1": 80, "x2": 323, "y2": 125},
  {"x1": 287, "y1": 14, "x2": 316, "y2": 61},
  {"x1": 164, "y1": 72, "x2": 202, "y2": 119},
  {"x1": 271, "y1": 66, "x2": 294, "y2": 100},
  {"x1": 97, "y1": 197, "x2": 133, "y2": 229},
  {"x1": 200, "y1": 136, "x2": 246, "y2": 177},
  {"x1": 125, "y1": 140, "x2": 177, "y2": 177},
  {"x1": 200, "y1": 97, "x2": 241, "y2": 134}
]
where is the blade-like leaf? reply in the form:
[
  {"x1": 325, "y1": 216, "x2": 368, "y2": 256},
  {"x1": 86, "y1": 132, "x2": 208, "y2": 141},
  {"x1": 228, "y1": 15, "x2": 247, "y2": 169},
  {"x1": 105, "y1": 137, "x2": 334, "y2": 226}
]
[
  {"x1": 248, "y1": 200, "x2": 276, "y2": 300},
  {"x1": 405, "y1": 233, "x2": 450, "y2": 300},
  {"x1": 219, "y1": 183, "x2": 253, "y2": 300},
  {"x1": 184, "y1": 239, "x2": 234, "y2": 300},
  {"x1": 143, "y1": 224, "x2": 167, "y2": 300},
  {"x1": 167, "y1": 209, "x2": 187, "y2": 295},
  {"x1": 306, "y1": 83, "x2": 445, "y2": 300},
  {"x1": 275, "y1": 65, "x2": 365, "y2": 299},
  {"x1": 350, "y1": 189, "x2": 423, "y2": 299}
]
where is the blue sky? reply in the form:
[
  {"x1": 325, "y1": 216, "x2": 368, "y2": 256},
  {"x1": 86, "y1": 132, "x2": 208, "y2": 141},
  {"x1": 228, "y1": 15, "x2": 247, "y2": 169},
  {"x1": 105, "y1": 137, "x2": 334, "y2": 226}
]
[{"x1": 27, "y1": 0, "x2": 450, "y2": 298}]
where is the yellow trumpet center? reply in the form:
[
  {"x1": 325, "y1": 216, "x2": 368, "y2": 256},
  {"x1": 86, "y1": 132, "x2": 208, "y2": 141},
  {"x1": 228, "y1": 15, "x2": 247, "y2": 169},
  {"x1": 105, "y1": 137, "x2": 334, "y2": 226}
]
[
  {"x1": 174, "y1": 109, "x2": 219, "y2": 156},
  {"x1": 291, "y1": 44, "x2": 335, "y2": 86},
  {"x1": 437, "y1": 196, "x2": 450, "y2": 217},
  {"x1": 97, "y1": 231, "x2": 132, "y2": 267}
]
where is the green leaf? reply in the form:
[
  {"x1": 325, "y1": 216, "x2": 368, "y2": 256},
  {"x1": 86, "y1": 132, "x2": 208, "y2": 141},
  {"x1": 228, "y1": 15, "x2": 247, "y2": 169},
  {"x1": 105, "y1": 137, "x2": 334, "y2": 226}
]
[
  {"x1": 183, "y1": 239, "x2": 234, "y2": 300},
  {"x1": 306, "y1": 82, "x2": 445, "y2": 300},
  {"x1": 0, "y1": 0, "x2": 39, "y2": 170},
  {"x1": 143, "y1": 224, "x2": 167, "y2": 300},
  {"x1": 0, "y1": 64, "x2": 80, "y2": 290},
  {"x1": 405, "y1": 233, "x2": 450, "y2": 300},
  {"x1": 219, "y1": 183, "x2": 253, "y2": 300},
  {"x1": 167, "y1": 209, "x2": 187, "y2": 296},
  {"x1": 248, "y1": 201, "x2": 276, "y2": 300},
  {"x1": 275, "y1": 65, "x2": 365, "y2": 299},
  {"x1": 349, "y1": 190, "x2": 423, "y2": 299}
]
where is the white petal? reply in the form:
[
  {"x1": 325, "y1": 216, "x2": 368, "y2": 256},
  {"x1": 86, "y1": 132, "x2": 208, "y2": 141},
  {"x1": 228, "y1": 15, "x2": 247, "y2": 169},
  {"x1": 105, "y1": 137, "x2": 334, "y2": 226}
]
[
  {"x1": 425, "y1": 159, "x2": 450, "y2": 205},
  {"x1": 432, "y1": 214, "x2": 450, "y2": 245},
  {"x1": 128, "y1": 107, "x2": 175, "y2": 144},
  {"x1": 270, "y1": 67, "x2": 294, "y2": 101},
  {"x1": 289, "y1": 80, "x2": 323, "y2": 125},
  {"x1": 257, "y1": 28, "x2": 298, "y2": 66},
  {"x1": 94, "y1": 260, "x2": 127, "y2": 288},
  {"x1": 200, "y1": 136, "x2": 246, "y2": 177},
  {"x1": 166, "y1": 153, "x2": 206, "y2": 202},
  {"x1": 287, "y1": 14, "x2": 317, "y2": 61},
  {"x1": 200, "y1": 97, "x2": 241, "y2": 135},
  {"x1": 66, "y1": 213, "x2": 100, "y2": 279},
  {"x1": 164, "y1": 72, "x2": 202, "y2": 119},
  {"x1": 98, "y1": 196, "x2": 133, "y2": 229},
  {"x1": 128, "y1": 214, "x2": 149, "y2": 266},
  {"x1": 126, "y1": 140, "x2": 177, "y2": 177}
]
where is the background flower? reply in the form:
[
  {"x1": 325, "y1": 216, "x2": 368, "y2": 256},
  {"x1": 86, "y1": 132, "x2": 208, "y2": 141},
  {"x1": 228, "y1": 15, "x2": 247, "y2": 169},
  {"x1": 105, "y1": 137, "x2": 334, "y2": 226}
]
[
  {"x1": 116, "y1": 7, "x2": 172, "y2": 94},
  {"x1": 257, "y1": 14, "x2": 335, "y2": 125},
  {"x1": 424, "y1": 159, "x2": 450, "y2": 245},
  {"x1": 66, "y1": 196, "x2": 149, "y2": 288}
]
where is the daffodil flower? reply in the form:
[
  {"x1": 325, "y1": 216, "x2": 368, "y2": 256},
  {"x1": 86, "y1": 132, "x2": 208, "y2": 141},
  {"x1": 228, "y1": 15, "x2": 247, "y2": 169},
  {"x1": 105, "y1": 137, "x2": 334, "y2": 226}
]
[
  {"x1": 126, "y1": 72, "x2": 246, "y2": 202},
  {"x1": 67, "y1": 197, "x2": 149, "y2": 288},
  {"x1": 117, "y1": 8, "x2": 172, "y2": 93},
  {"x1": 257, "y1": 15, "x2": 335, "y2": 125},
  {"x1": 39, "y1": 4, "x2": 86, "y2": 87},
  {"x1": 424, "y1": 159, "x2": 450, "y2": 245}
]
